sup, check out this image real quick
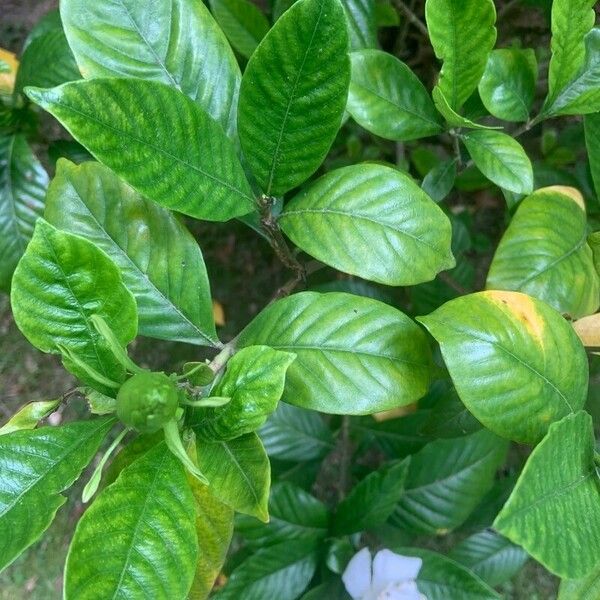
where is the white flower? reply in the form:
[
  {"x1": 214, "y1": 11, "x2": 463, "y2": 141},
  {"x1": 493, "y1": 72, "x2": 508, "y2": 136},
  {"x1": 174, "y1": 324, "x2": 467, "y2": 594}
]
[{"x1": 341, "y1": 548, "x2": 427, "y2": 600}]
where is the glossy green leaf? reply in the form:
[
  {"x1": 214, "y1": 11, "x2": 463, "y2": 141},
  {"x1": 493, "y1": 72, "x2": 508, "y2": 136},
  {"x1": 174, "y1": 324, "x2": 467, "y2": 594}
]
[
  {"x1": 238, "y1": 0, "x2": 350, "y2": 195},
  {"x1": 584, "y1": 112, "x2": 600, "y2": 199},
  {"x1": 26, "y1": 79, "x2": 255, "y2": 222},
  {"x1": 432, "y1": 86, "x2": 500, "y2": 130},
  {"x1": 341, "y1": 0, "x2": 377, "y2": 50},
  {"x1": 486, "y1": 186, "x2": 599, "y2": 319},
  {"x1": 213, "y1": 539, "x2": 318, "y2": 600},
  {"x1": 390, "y1": 430, "x2": 507, "y2": 535},
  {"x1": 60, "y1": 0, "x2": 241, "y2": 136},
  {"x1": 546, "y1": 0, "x2": 596, "y2": 107},
  {"x1": 23, "y1": 9, "x2": 62, "y2": 50},
  {"x1": 65, "y1": 441, "x2": 198, "y2": 599},
  {"x1": 236, "y1": 482, "x2": 329, "y2": 547},
  {"x1": 209, "y1": 0, "x2": 269, "y2": 59},
  {"x1": 494, "y1": 411, "x2": 600, "y2": 579},
  {"x1": 196, "y1": 433, "x2": 270, "y2": 521},
  {"x1": 0, "y1": 134, "x2": 47, "y2": 291},
  {"x1": 280, "y1": 164, "x2": 454, "y2": 285},
  {"x1": 478, "y1": 49, "x2": 537, "y2": 122},
  {"x1": 449, "y1": 530, "x2": 528, "y2": 587},
  {"x1": 0, "y1": 399, "x2": 61, "y2": 435},
  {"x1": 14, "y1": 29, "x2": 80, "y2": 94},
  {"x1": 346, "y1": 49, "x2": 442, "y2": 141},
  {"x1": 395, "y1": 547, "x2": 500, "y2": 600},
  {"x1": 0, "y1": 418, "x2": 113, "y2": 570},
  {"x1": 45, "y1": 160, "x2": 218, "y2": 346},
  {"x1": 188, "y1": 478, "x2": 234, "y2": 600},
  {"x1": 543, "y1": 29, "x2": 600, "y2": 117},
  {"x1": 190, "y1": 345, "x2": 296, "y2": 440},
  {"x1": 334, "y1": 459, "x2": 409, "y2": 535},
  {"x1": 462, "y1": 130, "x2": 533, "y2": 195},
  {"x1": 422, "y1": 159, "x2": 457, "y2": 203},
  {"x1": 559, "y1": 562, "x2": 600, "y2": 599},
  {"x1": 419, "y1": 291, "x2": 589, "y2": 444},
  {"x1": 259, "y1": 403, "x2": 334, "y2": 462},
  {"x1": 425, "y1": 0, "x2": 497, "y2": 110},
  {"x1": 11, "y1": 220, "x2": 138, "y2": 392},
  {"x1": 238, "y1": 291, "x2": 433, "y2": 414}
]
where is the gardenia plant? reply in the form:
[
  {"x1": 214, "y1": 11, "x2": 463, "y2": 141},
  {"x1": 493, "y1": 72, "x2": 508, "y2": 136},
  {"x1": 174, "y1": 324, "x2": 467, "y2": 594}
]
[{"x1": 1, "y1": 0, "x2": 600, "y2": 598}]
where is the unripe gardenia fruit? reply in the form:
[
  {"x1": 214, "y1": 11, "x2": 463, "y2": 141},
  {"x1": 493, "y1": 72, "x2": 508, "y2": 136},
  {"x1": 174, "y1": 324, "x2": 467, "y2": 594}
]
[{"x1": 116, "y1": 372, "x2": 179, "y2": 433}]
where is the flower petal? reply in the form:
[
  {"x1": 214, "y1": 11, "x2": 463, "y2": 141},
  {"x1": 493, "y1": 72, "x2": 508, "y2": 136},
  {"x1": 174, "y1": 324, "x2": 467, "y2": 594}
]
[
  {"x1": 342, "y1": 547, "x2": 373, "y2": 599},
  {"x1": 372, "y1": 550, "x2": 423, "y2": 589},
  {"x1": 379, "y1": 581, "x2": 426, "y2": 600}
]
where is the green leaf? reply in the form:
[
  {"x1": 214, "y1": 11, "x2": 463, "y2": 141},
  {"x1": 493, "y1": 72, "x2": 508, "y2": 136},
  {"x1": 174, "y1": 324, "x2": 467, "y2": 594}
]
[
  {"x1": 0, "y1": 418, "x2": 113, "y2": 570},
  {"x1": 346, "y1": 49, "x2": 443, "y2": 141},
  {"x1": 22, "y1": 9, "x2": 62, "y2": 50},
  {"x1": 559, "y1": 562, "x2": 600, "y2": 599},
  {"x1": 418, "y1": 291, "x2": 588, "y2": 444},
  {"x1": 478, "y1": 49, "x2": 537, "y2": 122},
  {"x1": 196, "y1": 433, "x2": 270, "y2": 521},
  {"x1": 26, "y1": 79, "x2": 255, "y2": 222},
  {"x1": 14, "y1": 29, "x2": 80, "y2": 94},
  {"x1": 546, "y1": 0, "x2": 596, "y2": 107},
  {"x1": 65, "y1": 441, "x2": 198, "y2": 599},
  {"x1": 238, "y1": 291, "x2": 433, "y2": 414},
  {"x1": 425, "y1": 0, "x2": 497, "y2": 110},
  {"x1": 236, "y1": 482, "x2": 329, "y2": 547},
  {"x1": 10, "y1": 220, "x2": 138, "y2": 392},
  {"x1": 462, "y1": 130, "x2": 533, "y2": 195},
  {"x1": 449, "y1": 530, "x2": 528, "y2": 588},
  {"x1": 543, "y1": 29, "x2": 600, "y2": 117},
  {"x1": 494, "y1": 411, "x2": 600, "y2": 579},
  {"x1": 188, "y1": 478, "x2": 234, "y2": 600},
  {"x1": 210, "y1": 0, "x2": 269, "y2": 58},
  {"x1": 422, "y1": 159, "x2": 457, "y2": 203},
  {"x1": 238, "y1": 0, "x2": 350, "y2": 195},
  {"x1": 333, "y1": 459, "x2": 409, "y2": 535},
  {"x1": 45, "y1": 160, "x2": 218, "y2": 346},
  {"x1": 213, "y1": 539, "x2": 318, "y2": 600},
  {"x1": 260, "y1": 403, "x2": 334, "y2": 461},
  {"x1": 390, "y1": 429, "x2": 508, "y2": 535},
  {"x1": 432, "y1": 87, "x2": 500, "y2": 130},
  {"x1": 0, "y1": 134, "x2": 47, "y2": 291},
  {"x1": 0, "y1": 399, "x2": 61, "y2": 435},
  {"x1": 280, "y1": 163, "x2": 455, "y2": 285},
  {"x1": 395, "y1": 547, "x2": 500, "y2": 600},
  {"x1": 190, "y1": 345, "x2": 296, "y2": 440},
  {"x1": 341, "y1": 0, "x2": 377, "y2": 50},
  {"x1": 486, "y1": 186, "x2": 599, "y2": 319},
  {"x1": 584, "y1": 112, "x2": 600, "y2": 199},
  {"x1": 60, "y1": 0, "x2": 241, "y2": 136}
]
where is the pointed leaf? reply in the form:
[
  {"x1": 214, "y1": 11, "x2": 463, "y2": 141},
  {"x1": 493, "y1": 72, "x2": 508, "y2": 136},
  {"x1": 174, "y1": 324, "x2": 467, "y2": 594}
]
[
  {"x1": 478, "y1": 48, "x2": 537, "y2": 123},
  {"x1": 0, "y1": 134, "x2": 47, "y2": 291},
  {"x1": 0, "y1": 418, "x2": 113, "y2": 570},
  {"x1": 347, "y1": 49, "x2": 443, "y2": 141},
  {"x1": 0, "y1": 399, "x2": 61, "y2": 435},
  {"x1": 422, "y1": 159, "x2": 457, "y2": 203},
  {"x1": 238, "y1": 291, "x2": 433, "y2": 414},
  {"x1": 425, "y1": 0, "x2": 497, "y2": 110},
  {"x1": 341, "y1": 0, "x2": 377, "y2": 50},
  {"x1": 418, "y1": 291, "x2": 588, "y2": 444},
  {"x1": 486, "y1": 186, "x2": 599, "y2": 319},
  {"x1": 190, "y1": 346, "x2": 295, "y2": 440},
  {"x1": 280, "y1": 163, "x2": 455, "y2": 285},
  {"x1": 196, "y1": 433, "x2": 270, "y2": 521},
  {"x1": 462, "y1": 130, "x2": 533, "y2": 195},
  {"x1": 494, "y1": 411, "x2": 600, "y2": 579},
  {"x1": 390, "y1": 430, "x2": 508, "y2": 535},
  {"x1": 584, "y1": 112, "x2": 600, "y2": 199},
  {"x1": 65, "y1": 441, "x2": 198, "y2": 599},
  {"x1": 26, "y1": 79, "x2": 255, "y2": 222},
  {"x1": 432, "y1": 86, "x2": 500, "y2": 130},
  {"x1": 11, "y1": 220, "x2": 138, "y2": 392},
  {"x1": 238, "y1": 0, "x2": 350, "y2": 195},
  {"x1": 45, "y1": 160, "x2": 218, "y2": 346},
  {"x1": 60, "y1": 0, "x2": 240, "y2": 136}
]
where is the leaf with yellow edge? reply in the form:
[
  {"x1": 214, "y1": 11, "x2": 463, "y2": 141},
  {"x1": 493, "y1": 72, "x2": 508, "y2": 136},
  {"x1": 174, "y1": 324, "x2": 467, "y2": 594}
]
[
  {"x1": 418, "y1": 291, "x2": 588, "y2": 444},
  {"x1": 572, "y1": 314, "x2": 600, "y2": 347},
  {"x1": 0, "y1": 48, "x2": 18, "y2": 94}
]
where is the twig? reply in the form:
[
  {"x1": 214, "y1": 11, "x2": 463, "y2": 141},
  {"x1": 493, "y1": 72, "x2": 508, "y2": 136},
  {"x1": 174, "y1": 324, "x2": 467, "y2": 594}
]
[
  {"x1": 271, "y1": 260, "x2": 324, "y2": 301},
  {"x1": 439, "y1": 272, "x2": 470, "y2": 295},
  {"x1": 393, "y1": 0, "x2": 429, "y2": 37}
]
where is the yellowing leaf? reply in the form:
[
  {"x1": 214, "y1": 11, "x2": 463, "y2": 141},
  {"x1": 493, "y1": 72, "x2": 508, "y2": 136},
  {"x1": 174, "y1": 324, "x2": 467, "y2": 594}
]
[
  {"x1": 0, "y1": 48, "x2": 18, "y2": 93},
  {"x1": 213, "y1": 300, "x2": 226, "y2": 327},
  {"x1": 572, "y1": 313, "x2": 600, "y2": 346}
]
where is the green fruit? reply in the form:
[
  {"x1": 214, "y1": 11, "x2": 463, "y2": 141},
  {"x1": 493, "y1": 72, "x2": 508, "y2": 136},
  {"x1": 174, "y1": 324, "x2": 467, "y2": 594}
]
[{"x1": 116, "y1": 372, "x2": 179, "y2": 433}]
